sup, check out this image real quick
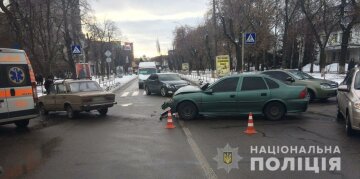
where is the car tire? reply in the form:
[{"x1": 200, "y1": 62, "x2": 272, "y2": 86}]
[
  {"x1": 160, "y1": 87, "x2": 167, "y2": 97},
  {"x1": 39, "y1": 103, "x2": 48, "y2": 115},
  {"x1": 66, "y1": 105, "x2": 75, "y2": 119},
  {"x1": 264, "y1": 101, "x2": 285, "y2": 121},
  {"x1": 337, "y1": 106, "x2": 343, "y2": 120},
  {"x1": 145, "y1": 86, "x2": 151, "y2": 95},
  {"x1": 15, "y1": 120, "x2": 29, "y2": 128},
  {"x1": 307, "y1": 90, "x2": 315, "y2": 102},
  {"x1": 98, "y1": 108, "x2": 108, "y2": 116},
  {"x1": 178, "y1": 101, "x2": 198, "y2": 120},
  {"x1": 346, "y1": 113, "x2": 354, "y2": 136}
]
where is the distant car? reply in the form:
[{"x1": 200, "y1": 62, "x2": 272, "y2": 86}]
[
  {"x1": 38, "y1": 80, "x2": 116, "y2": 119},
  {"x1": 144, "y1": 73, "x2": 189, "y2": 97},
  {"x1": 162, "y1": 74, "x2": 308, "y2": 121},
  {"x1": 337, "y1": 68, "x2": 360, "y2": 136},
  {"x1": 261, "y1": 69, "x2": 338, "y2": 101}
]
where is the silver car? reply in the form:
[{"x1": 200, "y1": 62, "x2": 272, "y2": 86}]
[{"x1": 337, "y1": 68, "x2": 360, "y2": 136}]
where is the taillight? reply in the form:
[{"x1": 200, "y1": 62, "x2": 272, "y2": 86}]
[
  {"x1": 299, "y1": 88, "x2": 307, "y2": 99},
  {"x1": 31, "y1": 82, "x2": 38, "y2": 102}
]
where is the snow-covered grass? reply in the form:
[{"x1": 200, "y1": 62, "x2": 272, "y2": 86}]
[{"x1": 302, "y1": 63, "x2": 353, "y2": 73}]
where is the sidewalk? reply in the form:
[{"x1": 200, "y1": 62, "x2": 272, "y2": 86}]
[{"x1": 36, "y1": 75, "x2": 138, "y2": 97}]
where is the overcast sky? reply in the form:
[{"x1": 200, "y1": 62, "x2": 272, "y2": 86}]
[{"x1": 89, "y1": 0, "x2": 209, "y2": 58}]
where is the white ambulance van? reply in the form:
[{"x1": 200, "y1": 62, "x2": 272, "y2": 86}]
[{"x1": 0, "y1": 48, "x2": 38, "y2": 128}]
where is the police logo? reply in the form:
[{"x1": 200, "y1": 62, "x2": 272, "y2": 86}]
[
  {"x1": 8, "y1": 67, "x2": 25, "y2": 84},
  {"x1": 213, "y1": 144, "x2": 242, "y2": 173},
  {"x1": 223, "y1": 152, "x2": 232, "y2": 164}
]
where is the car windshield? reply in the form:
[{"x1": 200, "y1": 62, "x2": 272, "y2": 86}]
[
  {"x1": 69, "y1": 81, "x2": 102, "y2": 92},
  {"x1": 158, "y1": 74, "x2": 181, "y2": 81},
  {"x1": 288, "y1": 70, "x2": 314, "y2": 80},
  {"x1": 139, "y1": 68, "x2": 157, "y2": 75}
]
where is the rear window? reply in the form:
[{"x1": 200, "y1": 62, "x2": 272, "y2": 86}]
[
  {"x1": 0, "y1": 64, "x2": 31, "y2": 88},
  {"x1": 69, "y1": 81, "x2": 102, "y2": 92}
]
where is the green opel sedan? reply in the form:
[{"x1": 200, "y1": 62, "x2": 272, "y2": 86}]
[
  {"x1": 162, "y1": 74, "x2": 309, "y2": 121},
  {"x1": 261, "y1": 70, "x2": 338, "y2": 101}
]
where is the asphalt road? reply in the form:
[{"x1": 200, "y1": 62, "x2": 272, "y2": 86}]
[{"x1": 0, "y1": 79, "x2": 360, "y2": 179}]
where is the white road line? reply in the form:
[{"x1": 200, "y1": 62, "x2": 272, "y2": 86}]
[
  {"x1": 121, "y1": 92, "x2": 129, "y2": 97},
  {"x1": 178, "y1": 120, "x2": 218, "y2": 179},
  {"x1": 132, "y1": 91, "x2": 139, "y2": 96},
  {"x1": 143, "y1": 91, "x2": 146, "y2": 95}
]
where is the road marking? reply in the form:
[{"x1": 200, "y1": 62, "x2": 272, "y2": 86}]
[
  {"x1": 143, "y1": 91, "x2": 146, "y2": 95},
  {"x1": 121, "y1": 92, "x2": 129, "y2": 97},
  {"x1": 178, "y1": 120, "x2": 218, "y2": 179},
  {"x1": 132, "y1": 91, "x2": 139, "y2": 96},
  {"x1": 121, "y1": 103, "x2": 133, "y2": 107}
]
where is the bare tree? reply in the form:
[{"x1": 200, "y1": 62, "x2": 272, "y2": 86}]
[{"x1": 300, "y1": 0, "x2": 340, "y2": 74}]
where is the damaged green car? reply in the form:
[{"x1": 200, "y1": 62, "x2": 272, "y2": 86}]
[{"x1": 162, "y1": 74, "x2": 309, "y2": 121}]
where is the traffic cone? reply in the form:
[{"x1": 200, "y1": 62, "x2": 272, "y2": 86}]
[
  {"x1": 244, "y1": 112, "x2": 257, "y2": 135},
  {"x1": 165, "y1": 110, "x2": 176, "y2": 129}
]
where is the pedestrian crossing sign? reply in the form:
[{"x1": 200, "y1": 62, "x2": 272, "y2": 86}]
[
  {"x1": 72, "y1": 45, "x2": 81, "y2": 54},
  {"x1": 245, "y1": 33, "x2": 256, "y2": 44}
]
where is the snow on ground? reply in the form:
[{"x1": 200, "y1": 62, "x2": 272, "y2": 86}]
[
  {"x1": 302, "y1": 63, "x2": 352, "y2": 73},
  {"x1": 37, "y1": 74, "x2": 137, "y2": 97}
]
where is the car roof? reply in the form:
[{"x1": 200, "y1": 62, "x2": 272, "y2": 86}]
[{"x1": 0, "y1": 48, "x2": 25, "y2": 53}]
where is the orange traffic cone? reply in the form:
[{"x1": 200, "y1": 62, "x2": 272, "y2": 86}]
[
  {"x1": 165, "y1": 110, "x2": 176, "y2": 129},
  {"x1": 244, "y1": 112, "x2": 257, "y2": 135}
]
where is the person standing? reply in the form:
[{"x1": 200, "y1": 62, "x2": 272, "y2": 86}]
[{"x1": 44, "y1": 76, "x2": 54, "y2": 94}]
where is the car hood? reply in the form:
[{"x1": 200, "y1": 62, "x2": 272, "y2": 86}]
[
  {"x1": 163, "y1": 80, "x2": 188, "y2": 85},
  {"x1": 305, "y1": 78, "x2": 336, "y2": 84},
  {"x1": 139, "y1": 74, "x2": 150, "y2": 80},
  {"x1": 174, "y1": 85, "x2": 201, "y2": 96}
]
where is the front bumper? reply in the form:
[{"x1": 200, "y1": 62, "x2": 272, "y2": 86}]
[
  {"x1": 317, "y1": 88, "x2": 337, "y2": 99},
  {"x1": 81, "y1": 102, "x2": 117, "y2": 111}
]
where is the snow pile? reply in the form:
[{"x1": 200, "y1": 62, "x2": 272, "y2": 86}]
[{"x1": 302, "y1": 63, "x2": 350, "y2": 73}]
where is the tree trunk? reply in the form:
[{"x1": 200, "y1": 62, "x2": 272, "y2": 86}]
[
  {"x1": 339, "y1": 28, "x2": 351, "y2": 74},
  {"x1": 235, "y1": 44, "x2": 241, "y2": 72},
  {"x1": 319, "y1": 47, "x2": 326, "y2": 74}
]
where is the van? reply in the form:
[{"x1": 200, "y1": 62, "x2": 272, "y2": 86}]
[
  {"x1": 138, "y1": 62, "x2": 157, "y2": 88},
  {"x1": 0, "y1": 48, "x2": 38, "y2": 128}
]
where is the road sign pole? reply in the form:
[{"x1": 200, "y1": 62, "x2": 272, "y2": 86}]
[{"x1": 242, "y1": 32, "x2": 245, "y2": 73}]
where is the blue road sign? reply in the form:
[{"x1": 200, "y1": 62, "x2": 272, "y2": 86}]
[
  {"x1": 245, "y1": 33, "x2": 256, "y2": 44},
  {"x1": 72, "y1": 45, "x2": 81, "y2": 54}
]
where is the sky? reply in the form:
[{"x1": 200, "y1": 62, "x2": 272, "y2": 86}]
[{"x1": 89, "y1": 0, "x2": 210, "y2": 58}]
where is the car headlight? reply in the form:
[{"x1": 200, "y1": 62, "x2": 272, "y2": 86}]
[{"x1": 320, "y1": 83, "x2": 331, "y2": 89}]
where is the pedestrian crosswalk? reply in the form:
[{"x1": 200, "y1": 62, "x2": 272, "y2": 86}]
[{"x1": 120, "y1": 90, "x2": 147, "y2": 97}]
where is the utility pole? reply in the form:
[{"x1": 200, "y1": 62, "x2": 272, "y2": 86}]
[{"x1": 212, "y1": 0, "x2": 217, "y2": 77}]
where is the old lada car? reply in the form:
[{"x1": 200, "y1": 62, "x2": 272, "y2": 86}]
[{"x1": 38, "y1": 79, "x2": 117, "y2": 119}]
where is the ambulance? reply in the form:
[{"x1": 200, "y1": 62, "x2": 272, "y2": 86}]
[{"x1": 0, "y1": 48, "x2": 38, "y2": 128}]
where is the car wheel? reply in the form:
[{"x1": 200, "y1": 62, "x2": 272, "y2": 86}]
[
  {"x1": 39, "y1": 103, "x2": 48, "y2": 115},
  {"x1": 160, "y1": 87, "x2": 167, "y2": 97},
  {"x1": 66, "y1": 105, "x2": 75, "y2": 119},
  {"x1": 178, "y1": 101, "x2": 198, "y2": 120},
  {"x1": 337, "y1": 106, "x2": 343, "y2": 120},
  {"x1": 346, "y1": 113, "x2": 354, "y2": 136},
  {"x1": 145, "y1": 86, "x2": 151, "y2": 95},
  {"x1": 98, "y1": 108, "x2": 108, "y2": 116},
  {"x1": 264, "y1": 101, "x2": 285, "y2": 121},
  {"x1": 15, "y1": 120, "x2": 29, "y2": 128},
  {"x1": 307, "y1": 90, "x2": 315, "y2": 102}
]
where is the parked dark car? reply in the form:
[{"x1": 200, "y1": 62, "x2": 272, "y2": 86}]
[{"x1": 144, "y1": 73, "x2": 189, "y2": 97}]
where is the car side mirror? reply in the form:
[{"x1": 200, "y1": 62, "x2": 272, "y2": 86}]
[
  {"x1": 286, "y1": 77, "x2": 295, "y2": 83},
  {"x1": 205, "y1": 89, "x2": 213, "y2": 94},
  {"x1": 200, "y1": 83, "x2": 210, "y2": 90},
  {"x1": 338, "y1": 85, "x2": 350, "y2": 92}
]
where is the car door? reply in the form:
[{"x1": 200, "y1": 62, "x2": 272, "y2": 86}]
[
  {"x1": 338, "y1": 70, "x2": 354, "y2": 114},
  {"x1": 146, "y1": 74, "x2": 156, "y2": 91},
  {"x1": 43, "y1": 85, "x2": 57, "y2": 110},
  {"x1": 200, "y1": 77, "x2": 240, "y2": 113},
  {"x1": 0, "y1": 65, "x2": 9, "y2": 119},
  {"x1": 55, "y1": 84, "x2": 67, "y2": 109},
  {"x1": 237, "y1": 76, "x2": 271, "y2": 113}
]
